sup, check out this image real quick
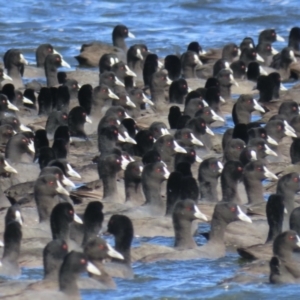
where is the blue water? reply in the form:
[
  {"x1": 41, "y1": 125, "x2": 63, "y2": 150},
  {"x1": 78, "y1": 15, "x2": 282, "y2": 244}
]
[{"x1": 1, "y1": 0, "x2": 299, "y2": 298}]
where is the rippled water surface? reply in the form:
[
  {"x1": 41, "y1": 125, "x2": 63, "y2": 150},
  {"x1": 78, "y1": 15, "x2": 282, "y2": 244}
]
[{"x1": 1, "y1": 0, "x2": 300, "y2": 298}]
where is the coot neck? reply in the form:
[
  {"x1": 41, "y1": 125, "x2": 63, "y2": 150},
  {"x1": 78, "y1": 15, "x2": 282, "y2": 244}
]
[
  {"x1": 277, "y1": 189, "x2": 295, "y2": 219},
  {"x1": 7, "y1": 65, "x2": 22, "y2": 81},
  {"x1": 173, "y1": 216, "x2": 197, "y2": 250},
  {"x1": 243, "y1": 175, "x2": 264, "y2": 204},
  {"x1": 45, "y1": 65, "x2": 58, "y2": 87},
  {"x1": 44, "y1": 258, "x2": 62, "y2": 281},
  {"x1": 272, "y1": 85, "x2": 280, "y2": 100},
  {"x1": 221, "y1": 174, "x2": 240, "y2": 204},
  {"x1": 5, "y1": 147, "x2": 23, "y2": 163},
  {"x1": 182, "y1": 66, "x2": 196, "y2": 79},
  {"x1": 98, "y1": 138, "x2": 117, "y2": 153},
  {"x1": 166, "y1": 190, "x2": 179, "y2": 216},
  {"x1": 102, "y1": 173, "x2": 117, "y2": 199},
  {"x1": 171, "y1": 91, "x2": 184, "y2": 104},
  {"x1": 289, "y1": 39, "x2": 300, "y2": 52},
  {"x1": 89, "y1": 259, "x2": 116, "y2": 288},
  {"x1": 82, "y1": 221, "x2": 102, "y2": 247},
  {"x1": 280, "y1": 59, "x2": 292, "y2": 71},
  {"x1": 157, "y1": 149, "x2": 173, "y2": 164},
  {"x1": 209, "y1": 217, "x2": 227, "y2": 244},
  {"x1": 150, "y1": 86, "x2": 165, "y2": 104},
  {"x1": 220, "y1": 84, "x2": 231, "y2": 101},
  {"x1": 70, "y1": 125, "x2": 86, "y2": 139},
  {"x1": 125, "y1": 177, "x2": 142, "y2": 203},
  {"x1": 2, "y1": 222, "x2": 22, "y2": 267},
  {"x1": 59, "y1": 267, "x2": 80, "y2": 298},
  {"x1": 142, "y1": 175, "x2": 164, "y2": 210},
  {"x1": 127, "y1": 58, "x2": 141, "y2": 75},
  {"x1": 235, "y1": 102, "x2": 251, "y2": 124},
  {"x1": 114, "y1": 232, "x2": 132, "y2": 264},
  {"x1": 199, "y1": 178, "x2": 218, "y2": 202},
  {"x1": 266, "y1": 217, "x2": 282, "y2": 244},
  {"x1": 259, "y1": 89, "x2": 273, "y2": 102},
  {"x1": 113, "y1": 36, "x2": 126, "y2": 51},
  {"x1": 51, "y1": 218, "x2": 70, "y2": 245},
  {"x1": 35, "y1": 193, "x2": 58, "y2": 223}
]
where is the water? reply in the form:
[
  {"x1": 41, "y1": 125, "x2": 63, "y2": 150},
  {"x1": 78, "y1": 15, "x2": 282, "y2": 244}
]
[{"x1": 1, "y1": 0, "x2": 299, "y2": 298}]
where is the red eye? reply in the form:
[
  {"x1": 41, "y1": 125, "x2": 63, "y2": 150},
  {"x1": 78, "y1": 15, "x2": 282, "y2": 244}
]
[
  {"x1": 247, "y1": 100, "x2": 251, "y2": 104},
  {"x1": 230, "y1": 206, "x2": 236, "y2": 212},
  {"x1": 82, "y1": 113, "x2": 86, "y2": 116},
  {"x1": 293, "y1": 106, "x2": 297, "y2": 111},
  {"x1": 62, "y1": 243, "x2": 68, "y2": 250},
  {"x1": 124, "y1": 29, "x2": 127, "y2": 33},
  {"x1": 120, "y1": 66, "x2": 124, "y2": 70},
  {"x1": 272, "y1": 32, "x2": 275, "y2": 36},
  {"x1": 142, "y1": 48, "x2": 146, "y2": 52},
  {"x1": 211, "y1": 163, "x2": 216, "y2": 169},
  {"x1": 237, "y1": 146, "x2": 241, "y2": 150},
  {"x1": 48, "y1": 181, "x2": 54, "y2": 186},
  {"x1": 149, "y1": 136, "x2": 153, "y2": 140},
  {"x1": 186, "y1": 206, "x2": 192, "y2": 211},
  {"x1": 118, "y1": 112, "x2": 122, "y2": 116},
  {"x1": 2, "y1": 100, "x2": 5, "y2": 103},
  {"x1": 237, "y1": 166, "x2": 242, "y2": 171},
  {"x1": 191, "y1": 151, "x2": 195, "y2": 156},
  {"x1": 22, "y1": 139, "x2": 27, "y2": 143},
  {"x1": 277, "y1": 125, "x2": 282, "y2": 130},
  {"x1": 183, "y1": 85, "x2": 186, "y2": 88},
  {"x1": 261, "y1": 133, "x2": 266, "y2": 138},
  {"x1": 109, "y1": 76, "x2": 113, "y2": 80},
  {"x1": 258, "y1": 145, "x2": 262, "y2": 149},
  {"x1": 114, "y1": 130, "x2": 118, "y2": 134},
  {"x1": 56, "y1": 57, "x2": 60, "y2": 61},
  {"x1": 201, "y1": 123, "x2": 205, "y2": 127},
  {"x1": 293, "y1": 177, "x2": 299, "y2": 182},
  {"x1": 63, "y1": 115, "x2": 67, "y2": 119},
  {"x1": 99, "y1": 244, "x2": 104, "y2": 250},
  {"x1": 55, "y1": 174, "x2": 59, "y2": 179},
  {"x1": 73, "y1": 84, "x2": 77, "y2": 88},
  {"x1": 184, "y1": 134, "x2": 189, "y2": 138},
  {"x1": 267, "y1": 46, "x2": 271, "y2": 50},
  {"x1": 80, "y1": 259, "x2": 86, "y2": 265},
  {"x1": 161, "y1": 77, "x2": 165, "y2": 80},
  {"x1": 253, "y1": 52, "x2": 256, "y2": 56},
  {"x1": 156, "y1": 168, "x2": 161, "y2": 173},
  {"x1": 14, "y1": 120, "x2": 17, "y2": 123},
  {"x1": 289, "y1": 235, "x2": 296, "y2": 240},
  {"x1": 205, "y1": 111, "x2": 209, "y2": 115},
  {"x1": 241, "y1": 65, "x2": 245, "y2": 69},
  {"x1": 116, "y1": 159, "x2": 120, "y2": 164},
  {"x1": 167, "y1": 142, "x2": 171, "y2": 146},
  {"x1": 69, "y1": 210, "x2": 74, "y2": 215}
]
